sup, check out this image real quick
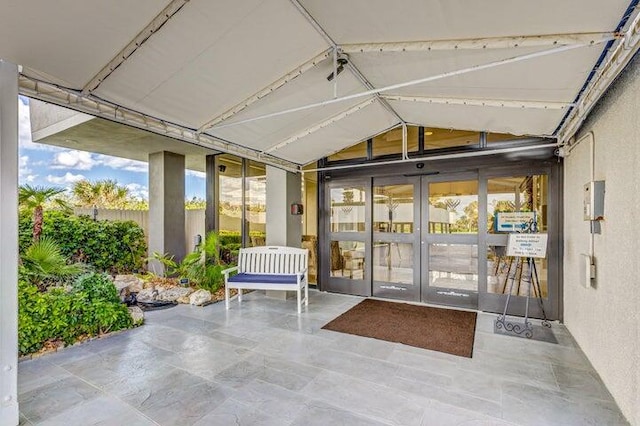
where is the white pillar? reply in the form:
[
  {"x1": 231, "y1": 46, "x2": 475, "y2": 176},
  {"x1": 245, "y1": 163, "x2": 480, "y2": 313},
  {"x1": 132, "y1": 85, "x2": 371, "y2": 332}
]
[
  {"x1": 266, "y1": 166, "x2": 302, "y2": 247},
  {"x1": 148, "y1": 151, "x2": 186, "y2": 271},
  {"x1": 0, "y1": 60, "x2": 19, "y2": 426}
]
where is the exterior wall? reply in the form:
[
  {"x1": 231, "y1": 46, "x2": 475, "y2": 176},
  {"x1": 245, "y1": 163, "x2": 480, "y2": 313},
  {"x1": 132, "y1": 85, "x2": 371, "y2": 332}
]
[{"x1": 564, "y1": 55, "x2": 640, "y2": 425}]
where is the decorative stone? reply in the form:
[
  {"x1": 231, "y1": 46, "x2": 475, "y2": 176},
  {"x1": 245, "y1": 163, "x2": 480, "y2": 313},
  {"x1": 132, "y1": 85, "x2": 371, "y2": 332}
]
[
  {"x1": 128, "y1": 306, "x2": 144, "y2": 326},
  {"x1": 157, "y1": 286, "x2": 193, "y2": 302},
  {"x1": 176, "y1": 295, "x2": 191, "y2": 304},
  {"x1": 113, "y1": 275, "x2": 144, "y2": 293},
  {"x1": 136, "y1": 288, "x2": 158, "y2": 302},
  {"x1": 189, "y1": 289, "x2": 211, "y2": 306}
]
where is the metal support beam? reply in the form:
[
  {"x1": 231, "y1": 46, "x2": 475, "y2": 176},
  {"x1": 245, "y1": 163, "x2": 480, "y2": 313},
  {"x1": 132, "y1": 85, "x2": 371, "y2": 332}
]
[
  {"x1": 0, "y1": 60, "x2": 19, "y2": 426},
  {"x1": 305, "y1": 142, "x2": 558, "y2": 173},
  {"x1": 558, "y1": 8, "x2": 640, "y2": 143},
  {"x1": 340, "y1": 32, "x2": 619, "y2": 53},
  {"x1": 19, "y1": 75, "x2": 301, "y2": 173},
  {"x1": 210, "y1": 40, "x2": 611, "y2": 131},
  {"x1": 197, "y1": 49, "x2": 332, "y2": 132},
  {"x1": 82, "y1": 0, "x2": 191, "y2": 95},
  {"x1": 263, "y1": 98, "x2": 376, "y2": 153},
  {"x1": 383, "y1": 95, "x2": 574, "y2": 110},
  {"x1": 289, "y1": 0, "x2": 405, "y2": 126}
]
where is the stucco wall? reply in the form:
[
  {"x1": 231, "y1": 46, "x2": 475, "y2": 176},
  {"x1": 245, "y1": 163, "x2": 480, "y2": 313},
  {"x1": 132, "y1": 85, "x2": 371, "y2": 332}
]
[{"x1": 564, "y1": 55, "x2": 640, "y2": 425}]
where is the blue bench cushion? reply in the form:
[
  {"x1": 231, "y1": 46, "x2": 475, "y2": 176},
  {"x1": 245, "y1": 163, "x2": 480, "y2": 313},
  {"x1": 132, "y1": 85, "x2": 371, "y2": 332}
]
[{"x1": 228, "y1": 273, "x2": 298, "y2": 284}]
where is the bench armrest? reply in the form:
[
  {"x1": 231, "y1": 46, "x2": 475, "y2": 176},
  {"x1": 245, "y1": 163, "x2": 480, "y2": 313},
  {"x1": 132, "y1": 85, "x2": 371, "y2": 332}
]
[
  {"x1": 297, "y1": 267, "x2": 308, "y2": 280},
  {"x1": 222, "y1": 266, "x2": 239, "y2": 279}
]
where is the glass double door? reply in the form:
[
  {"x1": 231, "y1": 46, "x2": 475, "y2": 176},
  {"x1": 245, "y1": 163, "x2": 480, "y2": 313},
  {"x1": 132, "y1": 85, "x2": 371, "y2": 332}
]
[{"x1": 325, "y1": 169, "x2": 557, "y2": 319}]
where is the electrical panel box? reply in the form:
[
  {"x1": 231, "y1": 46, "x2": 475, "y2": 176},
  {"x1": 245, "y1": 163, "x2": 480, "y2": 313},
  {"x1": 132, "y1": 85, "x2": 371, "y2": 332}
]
[{"x1": 583, "y1": 181, "x2": 605, "y2": 221}]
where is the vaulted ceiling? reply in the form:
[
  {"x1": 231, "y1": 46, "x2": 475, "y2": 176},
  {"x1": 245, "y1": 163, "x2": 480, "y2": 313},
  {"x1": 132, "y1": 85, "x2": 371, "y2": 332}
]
[{"x1": 2, "y1": 0, "x2": 638, "y2": 170}]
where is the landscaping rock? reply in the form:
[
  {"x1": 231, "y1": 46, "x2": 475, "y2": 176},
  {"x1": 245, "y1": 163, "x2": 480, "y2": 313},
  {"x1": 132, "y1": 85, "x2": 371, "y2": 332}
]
[
  {"x1": 128, "y1": 306, "x2": 144, "y2": 326},
  {"x1": 157, "y1": 286, "x2": 193, "y2": 302},
  {"x1": 189, "y1": 289, "x2": 211, "y2": 306},
  {"x1": 136, "y1": 288, "x2": 158, "y2": 302},
  {"x1": 114, "y1": 275, "x2": 144, "y2": 293},
  {"x1": 177, "y1": 295, "x2": 191, "y2": 304}
]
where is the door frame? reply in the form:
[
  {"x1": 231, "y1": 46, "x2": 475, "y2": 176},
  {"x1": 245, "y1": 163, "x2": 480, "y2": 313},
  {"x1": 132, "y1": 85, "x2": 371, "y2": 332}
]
[
  {"x1": 420, "y1": 171, "x2": 480, "y2": 309},
  {"x1": 371, "y1": 176, "x2": 421, "y2": 302},
  {"x1": 321, "y1": 178, "x2": 372, "y2": 296}
]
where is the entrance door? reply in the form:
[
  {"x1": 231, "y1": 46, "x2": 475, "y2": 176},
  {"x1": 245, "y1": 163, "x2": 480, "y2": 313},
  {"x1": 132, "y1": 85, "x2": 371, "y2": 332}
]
[
  {"x1": 321, "y1": 168, "x2": 560, "y2": 320},
  {"x1": 324, "y1": 180, "x2": 370, "y2": 296},
  {"x1": 371, "y1": 177, "x2": 420, "y2": 301},
  {"x1": 421, "y1": 174, "x2": 480, "y2": 309}
]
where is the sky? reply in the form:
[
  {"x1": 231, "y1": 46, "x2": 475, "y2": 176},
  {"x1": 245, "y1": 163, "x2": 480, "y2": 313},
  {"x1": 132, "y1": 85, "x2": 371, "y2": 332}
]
[{"x1": 18, "y1": 96, "x2": 205, "y2": 200}]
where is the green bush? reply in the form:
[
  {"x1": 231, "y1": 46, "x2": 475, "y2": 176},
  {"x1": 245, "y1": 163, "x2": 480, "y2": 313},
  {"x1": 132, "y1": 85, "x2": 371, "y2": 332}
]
[
  {"x1": 18, "y1": 271, "x2": 133, "y2": 355},
  {"x1": 20, "y1": 211, "x2": 146, "y2": 273}
]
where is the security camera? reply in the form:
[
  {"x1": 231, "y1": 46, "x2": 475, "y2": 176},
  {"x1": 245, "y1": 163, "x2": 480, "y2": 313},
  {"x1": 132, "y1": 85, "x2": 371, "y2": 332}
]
[
  {"x1": 416, "y1": 162, "x2": 425, "y2": 169},
  {"x1": 554, "y1": 147, "x2": 567, "y2": 158},
  {"x1": 218, "y1": 164, "x2": 227, "y2": 173}
]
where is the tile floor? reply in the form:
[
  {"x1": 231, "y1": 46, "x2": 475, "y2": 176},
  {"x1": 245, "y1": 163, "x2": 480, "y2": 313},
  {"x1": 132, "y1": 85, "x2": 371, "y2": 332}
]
[{"x1": 18, "y1": 290, "x2": 629, "y2": 425}]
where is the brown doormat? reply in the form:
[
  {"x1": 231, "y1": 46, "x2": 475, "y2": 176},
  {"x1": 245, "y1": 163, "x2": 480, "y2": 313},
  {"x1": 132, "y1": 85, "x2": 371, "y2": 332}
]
[{"x1": 322, "y1": 299, "x2": 477, "y2": 357}]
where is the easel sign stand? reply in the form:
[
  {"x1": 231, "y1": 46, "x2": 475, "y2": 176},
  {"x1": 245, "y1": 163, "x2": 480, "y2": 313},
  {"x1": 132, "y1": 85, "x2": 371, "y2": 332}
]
[{"x1": 495, "y1": 220, "x2": 551, "y2": 338}]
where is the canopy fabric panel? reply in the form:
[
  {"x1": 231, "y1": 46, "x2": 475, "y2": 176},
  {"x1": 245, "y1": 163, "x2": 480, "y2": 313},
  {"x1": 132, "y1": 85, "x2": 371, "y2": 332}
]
[{"x1": 2, "y1": 0, "x2": 637, "y2": 167}]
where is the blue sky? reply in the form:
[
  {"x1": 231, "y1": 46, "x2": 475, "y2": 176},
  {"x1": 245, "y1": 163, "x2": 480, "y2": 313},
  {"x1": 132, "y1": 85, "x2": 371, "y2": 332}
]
[{"x1": 18, "y1": 96, "x2": 205, "y2": 200}]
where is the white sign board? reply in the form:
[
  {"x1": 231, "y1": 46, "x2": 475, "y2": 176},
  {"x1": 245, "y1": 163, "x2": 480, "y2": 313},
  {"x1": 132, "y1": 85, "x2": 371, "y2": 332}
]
[
  {"x1": 507, "y1": 233, "x2": 548, "y2": 258},
  {"x1": 495, "y1": 212, "x2": 536, "y2": 232}
]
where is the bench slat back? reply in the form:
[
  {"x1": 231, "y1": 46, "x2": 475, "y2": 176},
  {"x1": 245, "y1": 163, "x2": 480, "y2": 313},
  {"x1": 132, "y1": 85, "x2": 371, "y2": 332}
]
[{"x1": 238, "y1": 246, "x2": 308, "y2": 275}]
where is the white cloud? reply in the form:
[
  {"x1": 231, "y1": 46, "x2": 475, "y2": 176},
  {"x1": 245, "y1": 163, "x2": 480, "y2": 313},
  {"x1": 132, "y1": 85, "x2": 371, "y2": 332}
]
[
  {"x1": 186, "y1": 170, "x2": 206, "y2": 179},
  {"x1": 124, "y1": 183, "x2": 149, "y2": 200},
  {"x1": 46, "y1": 172, "x2": 86, "y2": 185},
  {"x1": 51, "y1": 150, "x2": 95, "y2": 170},
  {"x1": 95, "y1": 155, "x2": 147, "y2": 173},
  {"x1": 19, "y1": 155, "x2": 38, "y2": 183}
]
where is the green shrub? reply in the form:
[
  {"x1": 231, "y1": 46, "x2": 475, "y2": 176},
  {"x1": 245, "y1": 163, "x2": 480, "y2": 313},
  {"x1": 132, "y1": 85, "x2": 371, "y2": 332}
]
[
  {"x1": 20, "y1": 211, "x2": 146, "y2": 273},
  {"x1": 18, "y1": 271, "x2": 133, "y2": 355},
  {"x1": 21, "y1": 237, "x2": 85, "y2": 289}
]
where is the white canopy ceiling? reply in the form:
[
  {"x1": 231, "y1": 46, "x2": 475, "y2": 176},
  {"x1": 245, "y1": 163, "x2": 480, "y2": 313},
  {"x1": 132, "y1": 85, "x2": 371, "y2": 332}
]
[{"x1": 1, "y1": 0, "x2": 638, "y2": 169}]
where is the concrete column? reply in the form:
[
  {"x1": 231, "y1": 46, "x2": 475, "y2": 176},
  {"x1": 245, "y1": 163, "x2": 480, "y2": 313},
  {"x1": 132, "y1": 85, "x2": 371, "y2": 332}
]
[
  {"x1": 205, "y1": 154, "x2": 218, "y2": 233},
  {"x1": 265, "y1": 166, "x2": 302, "y2": 299},
  {"x1": 0, "y1": 60, "x2": 19, "y2": 426},
  {"x1": 266, "y1": 166, "x2": 302, "y2": 247},
  {"x1": 149, "y1": 151, "x2": 185, "y2": 271}
]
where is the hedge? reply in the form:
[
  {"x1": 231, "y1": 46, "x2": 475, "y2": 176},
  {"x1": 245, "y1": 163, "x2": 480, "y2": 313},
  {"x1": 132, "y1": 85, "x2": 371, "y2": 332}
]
[{"x1": 20, "y1": 211, "x2": 147, "y2": 273}]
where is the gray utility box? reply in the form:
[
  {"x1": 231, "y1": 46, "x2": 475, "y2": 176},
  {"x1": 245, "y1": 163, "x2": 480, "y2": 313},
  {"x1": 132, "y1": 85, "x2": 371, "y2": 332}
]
[{"x1": 583, "y1": 181, "x2": 605, "y2": 221}]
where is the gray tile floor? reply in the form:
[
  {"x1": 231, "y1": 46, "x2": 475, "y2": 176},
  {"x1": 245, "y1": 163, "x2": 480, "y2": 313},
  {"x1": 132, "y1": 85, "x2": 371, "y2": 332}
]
[{"x1": 18, "y1": 290, "x2": 629, "y2": 426}]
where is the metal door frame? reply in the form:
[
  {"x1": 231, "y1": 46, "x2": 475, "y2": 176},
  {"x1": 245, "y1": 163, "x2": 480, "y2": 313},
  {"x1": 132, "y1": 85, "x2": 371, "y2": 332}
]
[
  {"x1": 321, "y1": 178, "x2": 372, "y2": 296},
  {"x1": 371, "y1": 176, "x2": 421, "y2": 301},
  {"x1": 420, "y1": 172, "x2": 480, "y2": 309}
]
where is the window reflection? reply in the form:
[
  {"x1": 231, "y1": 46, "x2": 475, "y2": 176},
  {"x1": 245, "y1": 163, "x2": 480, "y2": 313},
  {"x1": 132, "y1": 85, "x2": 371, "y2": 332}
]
[
  {"x1": 429, "y1": 180, "x2": 478, "y2": 233},
  {"x1": 373, "y1": 184, "x2": 413, "y2": 233},
  {"x1": 330, "y1": 186, "x2": 366, "y2": 232},
  {"x1": 373, "y1": 242, "x2": 414, "y2": 284},
  {"x1": 330, "y1": 240, "x2": 365, "y2": 280},
  {"x1": 246, "y1": 161, "x2": 266, "y2": 246},
  {"x1": 429, "y1": 244, "x2": 478, "y2": 292},
  {"x1": 487, "y1": 175, "x2": 548, "y2": 233}
]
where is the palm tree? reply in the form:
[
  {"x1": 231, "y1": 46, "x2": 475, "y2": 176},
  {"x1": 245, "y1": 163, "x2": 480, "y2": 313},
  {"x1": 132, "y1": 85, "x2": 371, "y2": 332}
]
[
  {"x1": 19, "y1": 185, "x2": 70, "y2": 242},
  {"x1": 72, "y1": 179, "x2": 130, "y2": 209}
]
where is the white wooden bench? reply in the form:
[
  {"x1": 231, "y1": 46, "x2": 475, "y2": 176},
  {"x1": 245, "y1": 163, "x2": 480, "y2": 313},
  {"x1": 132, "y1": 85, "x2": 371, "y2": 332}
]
[{"x1": 223, "y1": 246, "x2": 309, "y2": 313}]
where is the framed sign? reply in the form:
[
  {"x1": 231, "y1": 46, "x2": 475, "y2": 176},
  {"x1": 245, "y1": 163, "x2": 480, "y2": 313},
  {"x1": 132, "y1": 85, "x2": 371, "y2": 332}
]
[
  {"x1": 506, "y1": 233, "x2": 548, "y2": 258},
  {"x1": 494, "y1": 212, "x2": 536, "y2": 233}
]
